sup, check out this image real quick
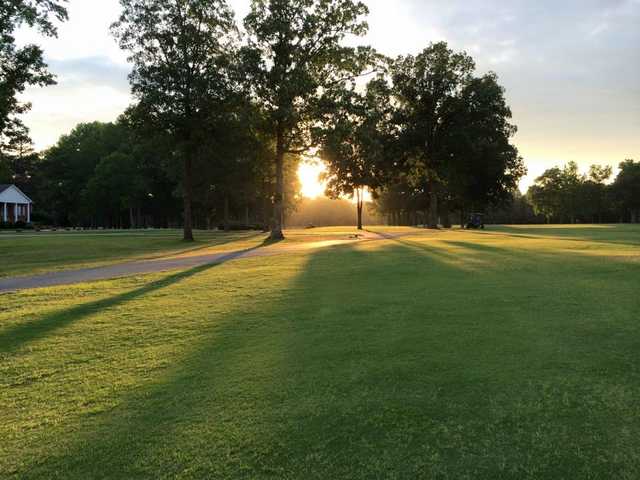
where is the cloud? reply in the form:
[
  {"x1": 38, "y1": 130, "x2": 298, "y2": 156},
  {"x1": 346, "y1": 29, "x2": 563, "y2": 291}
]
[
  {"x1": 15, "y1": 0, "x2": 640, "y2": 186},
  {"x1": 47, "y1": 56, "x2": 131, "y2": 91},
  {"x1": 20, "y1": 56, "x2": 132, "y2": 149}
]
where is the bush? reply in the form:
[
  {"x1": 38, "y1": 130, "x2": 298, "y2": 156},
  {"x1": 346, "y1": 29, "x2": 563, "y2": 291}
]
[
  {"x1": 217, "y1": 223, "x2": 264, "y2": 231},
  {"x1": 0, "y1": 221, "x2": 34, "y2": 230}
]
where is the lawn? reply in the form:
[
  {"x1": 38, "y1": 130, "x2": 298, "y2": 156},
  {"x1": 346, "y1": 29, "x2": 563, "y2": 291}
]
[
  {"x1": 0, "y1": 229, "x2": 271, "y2": 278},
  {"x1": 0, "y1": 227, "x2": 372, "y2": 278},
  {"x1": 1, "y1": 225, "x2": 639, "y2": 478}
]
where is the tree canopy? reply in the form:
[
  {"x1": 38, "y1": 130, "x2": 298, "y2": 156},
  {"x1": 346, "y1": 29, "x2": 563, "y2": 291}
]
[
  {"x1": 112, "y1": 0, "x2": 238, "y2": 240},
  {"x1": 242, "y1": 0, "x2": 372, "y2": 239},
  {"x1": 9, "y1": 0, "x2": 636, "y2": 232},
  {"x1": 0, "y1": 0, "x2": 67, "y2": 155}
]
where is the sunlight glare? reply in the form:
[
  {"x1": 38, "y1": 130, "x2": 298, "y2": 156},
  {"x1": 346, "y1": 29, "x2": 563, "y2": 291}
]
[{"x1": 298, "y1": 161, "x2": 327, "y2": 198}]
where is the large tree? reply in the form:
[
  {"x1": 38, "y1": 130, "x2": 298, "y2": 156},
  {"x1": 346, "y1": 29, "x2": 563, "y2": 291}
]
[
  {"x1": 316, "y1": 77, "x2": 392, "y2": 229},
  {"x1": 611, "y1": 159, "x2": 640, "y2": 223},
  {"x1": 38, "y1": 122, "x2": 128, "y2": 226},
  {"x1": 242, "y1": 0, "x2": 371, "y2": 239},
  {"x1": 0, "y1": 0, "x2": 67, "y2": 153},
  {"x1": 389, "y1": 43, "x2": 524, "y2": 228},
  {"x1": 528, "y1": 162, "x2": 579, "y2": 224},
  {"x1": 527, "y1": 161, "x2": 612, "y2": 224},
  {"x1": 112, "y1": 0, "x2": 237, "y2": 241},
  {"x1": 439, "y1": 72, "x2": 525, "y2": 222},
  {"x1": 391, "y1": 42, "x2": 475, "y2": 228}
]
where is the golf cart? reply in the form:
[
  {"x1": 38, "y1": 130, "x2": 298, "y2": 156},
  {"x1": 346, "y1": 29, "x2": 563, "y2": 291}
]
[{"x1": 465, "y1": 213, "x2": 485, "y2": 230}]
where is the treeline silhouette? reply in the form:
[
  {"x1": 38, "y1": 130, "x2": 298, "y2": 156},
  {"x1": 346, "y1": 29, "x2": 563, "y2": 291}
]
[
  {"x1": 288, "y1": 198, "x2": 382, "y2": 228},
  {"x1": 2, "y1": 0, "x2": 638, "y2": 233}
]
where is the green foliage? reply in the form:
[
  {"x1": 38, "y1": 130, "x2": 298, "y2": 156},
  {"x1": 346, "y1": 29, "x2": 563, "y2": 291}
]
[
  {"x1": 611, "y1": 159, "x2": 640, "y2": 222},
  {"x1": 242, "y1": 0, "x2": 373, "y2": 237},
  {"x1": 441, "y1": 72, "x2": 525, "y2": 208},
  {"x1": 387, "y1": 42, "x2": 524, "y2": 225},
  {"x1": 38, "y1": 122, "x2": 127, "y2": 225},
  {"x1": 391, "y1": 42, "x2": 476, "y2": 176},
  {"x1": 314, "y1": 76, "x2": 393, "y2": 227},
  {"x1": 527, "y1": 161, "x2": 615, "y2": 223},
  {"x1": 0, "y1": 229, "x2": 265, "y2": 278},
  {"x1": 112, "y1": 0, "x2": 238, "y2": 240},
  {"x1": 0, "y1": 0, "x2": 67, "y2": 153},
  {"x1": 2, "y1": 226, "x2": 640, "y2": 478},
  {"x1": 317, "y1": 77, "x2": 391, "y2": 198}
]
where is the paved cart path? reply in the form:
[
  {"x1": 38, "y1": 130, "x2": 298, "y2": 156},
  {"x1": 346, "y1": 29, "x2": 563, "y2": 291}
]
[{"x1": 0, "y1": 231, "x2": 405, "y2": 293}]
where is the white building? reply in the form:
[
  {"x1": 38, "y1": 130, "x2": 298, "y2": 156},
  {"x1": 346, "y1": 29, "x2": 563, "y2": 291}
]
[{"x1": 0, "y1": 184, "x2": 33, "y2": 224}]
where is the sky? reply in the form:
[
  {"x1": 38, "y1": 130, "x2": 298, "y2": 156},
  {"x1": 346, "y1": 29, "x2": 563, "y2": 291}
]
[{"x1": 16, "y1": 0, "x2": 640, "y2": 191}]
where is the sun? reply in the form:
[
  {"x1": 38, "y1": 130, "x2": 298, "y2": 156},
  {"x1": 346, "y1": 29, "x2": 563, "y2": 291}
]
[
  {"x1": 297, "y1": 160, "x2": 374, "y2": 202},
  {"x1": 298, "y1": 161, "x2": 327, "y2": 198}
]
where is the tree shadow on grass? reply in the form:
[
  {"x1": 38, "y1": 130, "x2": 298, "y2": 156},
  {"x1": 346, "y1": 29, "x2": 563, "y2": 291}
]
[
  {"x1": 0, "y1": 265, "x2": 215, "y2": 357},
  {"x1": 263, "y1": 242, "x2": 640, "y2": 479},
  {"x1": 0, "y1": 241, "x2": 278, "y2": 356},
  {"x1": 12, "y1": 241, "x2": 640, "y2": 479},
  {"x1": 476, "y1": 225, "x2": 640, "y2": 248},
  {"x1": 143, "y1": 231, "x2": 269, "y2": 258}
]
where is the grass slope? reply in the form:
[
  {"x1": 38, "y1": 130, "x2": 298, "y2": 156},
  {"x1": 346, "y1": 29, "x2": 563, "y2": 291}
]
[
  {"x1": 0, "y1": 230, "x2": 270, "y2": 278},
  {"x1": 0, "y1": 227, "x2": 370, "y2": 278},
  {"x1": 1, "y1": 225, "x2": 639, "y2": 478}
]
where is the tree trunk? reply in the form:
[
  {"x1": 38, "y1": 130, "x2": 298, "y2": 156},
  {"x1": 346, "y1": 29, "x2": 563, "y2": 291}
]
[
  {"x1": 427, "y1": 189, "x2": 438, "y2": 229},
  {"x1": 460, "y1": 208, "x2": 465, "y2": 229},
  {"x1": 262, "y1": 193, "x2": 270, "y2": 232},
  {"x1": 245, "y1": 204, "x2": 250, "y2": 227},
  {"x1": 441, "y1": 203, "x2": 451, "y2": 228},
  {"x1": 270, "y1": 123, "x2": 286, "y2": 240},
  {"x1": 223, "y1": 195, "x2": 230, "y2": 232},
  {"x1": 356, "y1": 188, "x2": 363, "y2": 230},
  {"x1": 182, "y1": 154, "x2": 194, "y2": 241},
  {"x1": 129, "y1": 207, "x2": 135, "y2": 229}
]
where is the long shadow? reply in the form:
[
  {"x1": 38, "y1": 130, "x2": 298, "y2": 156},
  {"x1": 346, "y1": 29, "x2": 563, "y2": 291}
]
[
  {"x1": 0, "y1": 265, "x2": 214, "y2": 356},
  {"x1": 380, "y1": 230, "x2": 637, "y2": 274},
  {"x1": 0, "y1": 231, "x2": 268, "y2": 280},
  {"x1": 369, "y1": 231, "x2": 485, "y2": 270},
  {"x1": 143, "y1": 231, "x2": 268, "y2": 258},
  {"x1": 480, "y1": 225, "x2": 640, "y2": 248},
  {"x1": 267, "y1": 242, "x2": 640, "y2": 478},
  {"x1": 12, "y1": 240, "x2": 640, "y2": 478},
  {"x1": 13, "y1": 239, "x2": 307, "y2": 478},
  {"x1": 0, "y1": 240, "x2": 277, "y2": 356}
]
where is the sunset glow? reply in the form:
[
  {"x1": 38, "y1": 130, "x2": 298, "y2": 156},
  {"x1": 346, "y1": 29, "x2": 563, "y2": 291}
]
[
  {"x1": 298, "y1": 161, "x2": 327, "y2": 199},
  {"x1": 298, "y1": 160, "x2": 374, "y2": 202}
]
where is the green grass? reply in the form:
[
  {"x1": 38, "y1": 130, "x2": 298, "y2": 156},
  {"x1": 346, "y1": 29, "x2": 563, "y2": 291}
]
[
  {"x1": 1, "y1": 225, "x2": 639, "y2": 478},
  {"x1": 0, "y1": 227, "x2": 371, "y2": 278},
  {"x1": 0, "y1": 229, "x2": 272, "y2": 278}
]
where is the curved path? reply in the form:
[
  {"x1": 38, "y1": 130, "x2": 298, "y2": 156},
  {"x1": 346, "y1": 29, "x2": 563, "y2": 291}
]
[{"x1": 0, "y1": 231, "x2": 403, "y2": 293}]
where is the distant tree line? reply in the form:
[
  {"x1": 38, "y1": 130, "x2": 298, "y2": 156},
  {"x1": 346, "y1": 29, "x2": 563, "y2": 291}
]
[
  {"x1": 525, "y1": 160, "x2": 640, "y2": 224},
  {"x1": 1, "y1": 0, "x2": 637, "y2": 235},
  {"x1": 288, "y1": 197, "x2": 382, "y2": 228}
]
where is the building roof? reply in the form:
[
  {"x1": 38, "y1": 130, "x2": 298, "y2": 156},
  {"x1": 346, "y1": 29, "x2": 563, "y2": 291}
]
[{"x1": 0, "y1": 184, "x2": 33, "y2": 203}]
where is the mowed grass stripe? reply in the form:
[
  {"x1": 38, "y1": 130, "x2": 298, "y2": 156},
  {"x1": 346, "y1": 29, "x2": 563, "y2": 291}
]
[{"x1": 0, "y1": 225, "x2": 639, "y2": 478}]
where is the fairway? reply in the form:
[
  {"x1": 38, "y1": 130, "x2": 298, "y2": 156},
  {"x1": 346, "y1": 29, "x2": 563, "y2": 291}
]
[
  {"x1": 0, "y1": 230, "x2": 268, "y2": 278},
  {"x1": 0, "y1": 227, "x2": 381, "y2": 279},
  {"x1": 1, "y1": 225, "x2": 639, "y2": 479}
]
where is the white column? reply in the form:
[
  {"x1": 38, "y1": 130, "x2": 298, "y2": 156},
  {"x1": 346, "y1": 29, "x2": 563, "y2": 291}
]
[
  {"x1": 27, "y1": 203, "x2": 31, "y2": 223},
  {"x1": 2, "y1": 203, "x2": 6, "y2": 222},
  {"x1": 14, "y1": 203, "x2": 19, "y2": 222}
]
